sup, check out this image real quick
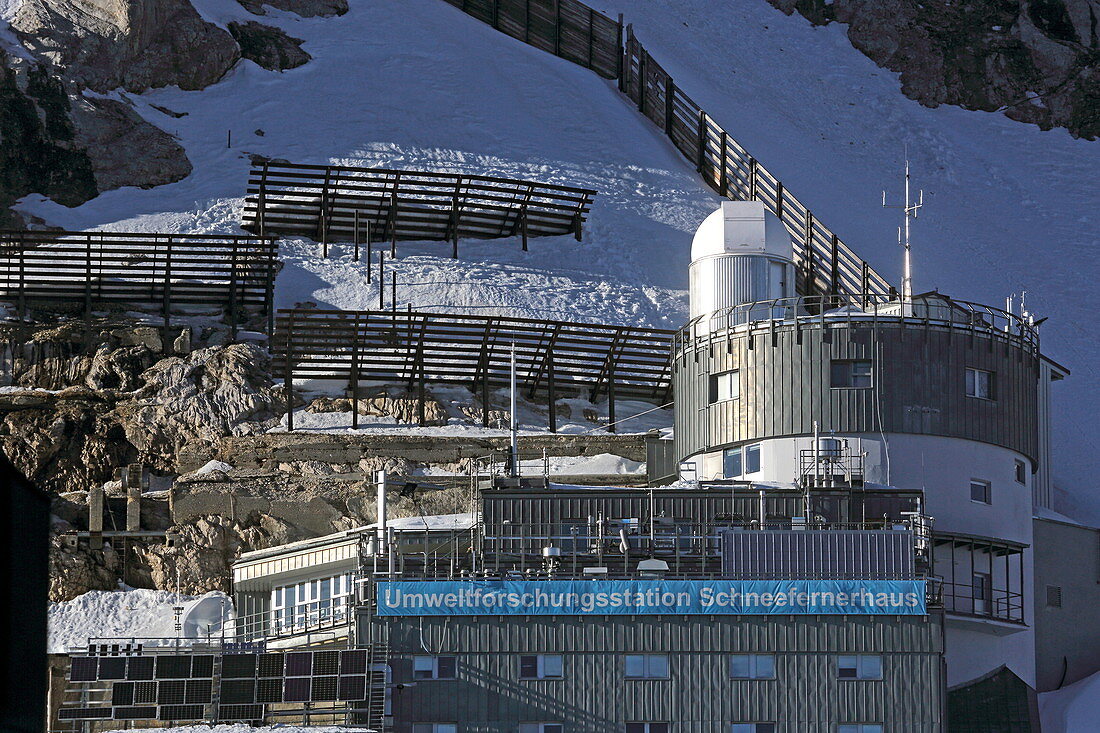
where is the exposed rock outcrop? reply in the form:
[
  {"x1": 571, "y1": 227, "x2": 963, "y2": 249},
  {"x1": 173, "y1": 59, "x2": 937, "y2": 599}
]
[
  {"x1": 768, "y1": 0, "x2": 1100, "y2": 138},
  {"x1": 306, "y1": 390, "x2": 449, "y2": 426},
  {"x1": 228, "y1": 20, "x2": 310, "y2": 71},
  {"x1": 236, "y1": 0, "x2": 348, "y2": 18},
  {"x1": 10, "y1": 0, "x2": 240, "y2": 92}
]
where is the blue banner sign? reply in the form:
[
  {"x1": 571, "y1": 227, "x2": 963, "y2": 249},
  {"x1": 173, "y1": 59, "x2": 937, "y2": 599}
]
[{"x1": 375, "y1": 579, "x2": 926, "y2": 616}]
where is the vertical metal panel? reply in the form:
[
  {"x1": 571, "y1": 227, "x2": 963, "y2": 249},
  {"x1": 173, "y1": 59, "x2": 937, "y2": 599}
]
[{"x1": 721, "y1": 529, "x2": 916, "y2": 579}]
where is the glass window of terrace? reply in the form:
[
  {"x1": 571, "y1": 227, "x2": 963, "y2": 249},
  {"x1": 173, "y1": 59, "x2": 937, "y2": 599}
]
[
  {"x1": 709, "y1": 369, "x2": 739, "y2": 403},
  {"x1": 831, "y1": 360, "x2": 873, "y2": 388},
  {"x1": 724, "y1": 444, "x2": 761, "y2": 478}
]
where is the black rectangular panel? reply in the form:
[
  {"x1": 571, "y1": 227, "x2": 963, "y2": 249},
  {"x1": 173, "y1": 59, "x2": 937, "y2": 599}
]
[
  {"x1": 221, "y1": 654, "x2": 257, "y2": 679},
  {"x1": 98, "y1": 657, "x2": 126, "y2": 680},
  {"x1": 285, "y1": 651, "x2": 312, "y2": 677},
  {"x1": 283, "y1": 676, "x2": 310, "y2": 702},
  {"x1": 219, "y1": 703, "x2": 264, "y2": 721},
  {"x1": 58, "y1": 708, "x2": 112, "y2": 720},
  {"x1": 111, "y1": 681, "x2": 135, "y2": 706},
  {"x1": 134, "y1": 681, "x2": 157, "y2": 705},
  {"x1": 113, "y1": 706, "x2": 158, "y2": 720},
  {"x1": 186, "y1": 678, "x2": 212, "y2": 704},
  {"x1": 257, "y1": 653, "x2": 284, "y2": 678},
  {"x1": 221, "y1": 678, "x2": 256, "y2": 705},
  {"x1": 156, "y1": 655, "x2": 192, "y2": 679},
  {"x1": 126, "y1": 656, "x2": 154, "y2": 680},
  {"x1": 157, "y1": 679, "x2": 186, "y2": 705},
  {"x1": 69, "y1": 657, "x2": 98, "y2": 682},
  {"x1": 313, "y1": 650, "x2": 339, "y2": 676},
  {"x1": 159, "y1": 704, "x2": 205, "y2": 720},
  {"x1": 338, "y1": 675, "x2": 366, "y2": 701},
  {"x1": 340, "y1": 649, "x2": 367, "y2": 675},
  {"x1": 311, "y1": 675, "x2": 338, "y2": 701},
  {"x1": 256, "y1": 677, "x2": 283, "y2": 703},
  {"x1": 191, "y1": 655, "x2": 214, "y2": 678}
]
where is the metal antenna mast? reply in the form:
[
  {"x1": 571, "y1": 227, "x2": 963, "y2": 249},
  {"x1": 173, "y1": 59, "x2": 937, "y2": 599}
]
[{"x1": 883, "y1": 156, "x2": 923, "y2": 317}]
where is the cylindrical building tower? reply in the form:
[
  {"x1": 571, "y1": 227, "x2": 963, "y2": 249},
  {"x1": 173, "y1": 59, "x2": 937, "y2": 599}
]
[{"x1": 674, "y1": 202, "x2": 1058, "y2": 688}]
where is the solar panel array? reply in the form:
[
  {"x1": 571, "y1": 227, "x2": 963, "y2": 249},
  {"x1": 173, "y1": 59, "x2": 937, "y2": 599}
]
[{"x1": 59, "y1": 649, "x2": 372, "y2": 722}]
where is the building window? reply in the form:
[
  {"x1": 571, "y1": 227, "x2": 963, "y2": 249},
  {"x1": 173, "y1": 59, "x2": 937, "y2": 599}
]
[
  {"x1": 838, "y1": 726, "x2": 883, "y2": 733},
  {"x1": 837, "y1": 655, "x2": 882, "y2": 680},
  {"x1": 624, "y1": 654, "x2": 669, "y2": 679},
  {"x1": 730, "y1": 654, "x2": 776, "y2": 680},
  {"x1": 413, "y1": 656, "x2": 456, "y2": 680},
  {"x1": 625, "y1": 725, "x2": 668, "y2": 733},
  {"x1": 270, "y1": 572, "x2": 354, "y2": 633},
  {"x1": 519, "y1": 655, "x2": 563, "y2": 680},
  {"x1": 973, "y1": 572, "x2": 993, "y2": 614},
  {"x1": 732, "y1": 725, "x2": 776, "y2": 733},
  {"x1": 520, "y1": 724, "x2": 564, "y2": 733},
  {"x1": 723, "y1": 445, "x2": 760, "y2": 478},
  {"x1": 1047, "y1": 585, "x2": 1063, "y2": 608},
  {"x1": 966, "y1": 367, "x2": 995, "y2": 400},
  {"x1": 412, "y1": 725, "x2": 457, "y2": 733},
  {"x1": 970, "y1": 479, "x2": 992, "y2": 505},
  {"x1": 831, "y1": 360, "x2": 872, "y2": 388},
  {"x1": 1015, "y1": 460, "x2": 1027, "y2": 485},
  {"x1": 709, "y1": 370, "x2": 739, "y2": 403}
]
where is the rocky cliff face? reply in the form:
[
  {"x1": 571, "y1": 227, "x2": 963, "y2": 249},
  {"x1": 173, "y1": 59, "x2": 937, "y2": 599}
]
[{"x1": 768, "y1": 0, "x2": 1100, "y2": 139}]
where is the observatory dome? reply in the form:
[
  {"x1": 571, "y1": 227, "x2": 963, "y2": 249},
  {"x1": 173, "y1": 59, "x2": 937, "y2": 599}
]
[{"x1": 691, "y1": 200, "x2": 794, "y2": 262}]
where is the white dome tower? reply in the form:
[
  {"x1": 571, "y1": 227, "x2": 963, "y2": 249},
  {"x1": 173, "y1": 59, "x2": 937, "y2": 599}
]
[{"x1": 689, "y1": 200, "x2": 795, "y2": 322}]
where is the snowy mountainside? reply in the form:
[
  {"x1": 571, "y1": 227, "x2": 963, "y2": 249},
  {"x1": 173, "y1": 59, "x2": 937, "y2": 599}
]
[{"x1": 11, "y1": 0, "x2": 1100, "y2": 517}]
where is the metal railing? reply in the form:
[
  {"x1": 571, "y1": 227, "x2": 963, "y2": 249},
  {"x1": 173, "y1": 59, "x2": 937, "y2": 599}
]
[
  {"x1": 674, "y1": 293, "x2": 1040, "y2": 356},
  {"x1": 940, "y1": 581, "x2": 1025, "y2": 624}
]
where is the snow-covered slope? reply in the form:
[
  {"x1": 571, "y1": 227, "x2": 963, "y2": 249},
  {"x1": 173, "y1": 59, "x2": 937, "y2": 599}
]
[
  {"x1": 1040, "y1": 669, "x2": 1100, "y2": 733},
  {"x1": 12, "y1": 0, "x2": 1099, "y2": 516}
]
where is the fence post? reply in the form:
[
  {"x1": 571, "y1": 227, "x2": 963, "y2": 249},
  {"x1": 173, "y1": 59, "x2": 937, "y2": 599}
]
[
  {"x1": 572, "y1": 212, "x2": 583, "y2": 242},
  {"x1": 587, "y1": 7, "x2": 594, "y2": 69},
  {"x1": 696, "y1": 110, "x2": 707, "y2": 173},
  {"x1": 354, "y1": 209, "x2": 361, "y2": 262},
  {"x1": 367, "y1": 228, "x2": 373, "y2": 283},
  {"x1": 524, "y1": 0, "x2": 531, "y2": 42},
  {"x1": 390, "y1": 271, "x2": 396, "y2": 312},
  {"x1": 553, "y1": 0, "x2": 561, "y2": 55},
  {"x1": 829, "y1": 234, "x2": 840, "y2": 304},
  {"x1": 663, "y1": 76, "x2": 675, "y2": 135},
  {"x1": 521, "y1": 208, "x2": 529, "y2": 252},
  {"x1": 776, "y1": 182, "x2": 785, "y2": 219},
  {"x1": 749, "y1": 158, "x2": 758, "y2": 201},
  {"x1": 616, "y1": 14, "x2": 625, "y2": 89},
  {"x1": 17, "y1": 232, "x2": 25, "y2": 320},
  {"x1": 163, "y1": 235, "x2": 173, "y2": 333},
  {"x1": 351, "y1": 315, "x2": 359, "y2": 430},
  {"x1": 320, "y1": 166, "x2": 332, "y2": 258},
  {"x1": 861, "y1": 261, "x2": 870, "y2": 310},
  {"x1": 258, "y1": 161, "x2": 269, "y2": 237},
  {"x1": 85, "y1": 233, "x2": 93, "y2": 325},
  {"x1": 265, "y1": 239, "x2": 275, "y2": 336},
  {"x1": 719, "y1": 131, "x2": 728, "y2": 196},
  {"x1": 637, "y1": 48, "x2": 647, "y2": 113},
  {"x1": 547, "y1": 352, "x2": 556, "y2": 433},
  {"x1": 804, "y1": 212, "x2": 815, "y2": 296},
  {"x1": 229, "y1": 238, "x2": 239, "y2": 339},
  {"x1": 492, "y1": 0, "x2": 499, "y2": 29},
  {"x1": 452, "y1": 176, "x2": 463, "y2": 260},
  {"x1": 607, "y1": 358, "x2": 616, "y2": 434},
  {"x1": 285, "y1": 311, "x2": 295, "y2": 432},
  {"x1": 378, "y1": 252, "x2": 385, "y2": 309}
]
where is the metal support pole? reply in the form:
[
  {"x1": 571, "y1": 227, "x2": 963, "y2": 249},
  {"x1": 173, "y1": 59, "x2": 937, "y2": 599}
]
[
  {"x1": 547, "y1": 352, "x2": 556, "y2": 433},
  {"x1": 285, "y1": 311, "x2": 295, "y2": 432},
  {"x1": 351, "y1": 316, "x2": 360, "y2": 430},
  {"x1": 378, "y1": 253, "x2": 385, "y2": 309},
  {"x1": 354, "y1": 209, "x2": 361, "y2": 262},
  {"x1": 607, "y1": 359, "x2": 616, "y2": 433},
  {"x1": 390, "y1": 272, "x2": 396, "y2": 312}
]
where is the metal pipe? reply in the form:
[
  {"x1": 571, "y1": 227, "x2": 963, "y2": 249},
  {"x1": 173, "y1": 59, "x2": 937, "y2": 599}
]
[
  {"x1": 376, "y1": 470, "x2": 387, "y2": 573},
  {"x1": 509, "y1": 341, "x2": 518, "y2": 477}
]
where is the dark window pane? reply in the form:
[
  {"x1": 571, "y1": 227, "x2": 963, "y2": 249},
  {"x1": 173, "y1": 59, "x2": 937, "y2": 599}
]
[
  {"x1": 520, "y1": 656, "x2": 539, "y2": 678},
  {"x1": 625, "y1": 725, "x2": 648, "y2": 733},
  {"x1": 650, "y1": 725, "x2": 669, "y2": 733},
  {"x1": 437, "y1": 656, "x2": 457, "y2": 679}
]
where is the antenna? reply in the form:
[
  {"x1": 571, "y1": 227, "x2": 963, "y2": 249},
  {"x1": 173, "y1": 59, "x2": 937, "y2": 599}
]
[{"x1": 883, "y1": 156, "x2": 923, "y2": 316}]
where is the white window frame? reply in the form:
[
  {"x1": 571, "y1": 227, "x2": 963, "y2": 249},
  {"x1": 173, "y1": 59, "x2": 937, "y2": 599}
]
[
  {"x1": 970, "y1": 479, "x2": 992, "y2": 505},
  {"x1": 624, "y1": 654, "x2": 669, "y2": 679},
  {"x1": 730, "y1": 654, "x2": 775, "y2": 680},
  {"x1": 966, "y1": 367, "x2": 995, "y2": 400},
  {"x1": 270, "y1": 571, "x2": 355, "y2": 633},
  {"x1": 837, "y1": 654, "x2": 882, "y2": 680},
  {"x1": 709, "y1": 370, "x2": 740, "y2": 404},
  {"x1": 831, "y1": 360, "x2": 873, "y2": 389},
  {"x1": 519, "y1": 654, "x2": 563, "y2": 680},
  {"x1": 412, "y1": 656, "x2": 457, "y2": 680}
]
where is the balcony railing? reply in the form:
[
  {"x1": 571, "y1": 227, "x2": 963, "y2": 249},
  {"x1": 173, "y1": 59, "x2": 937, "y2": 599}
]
[{"x1": 940, "y1": 580, "x2": 1025, "y2": 624}]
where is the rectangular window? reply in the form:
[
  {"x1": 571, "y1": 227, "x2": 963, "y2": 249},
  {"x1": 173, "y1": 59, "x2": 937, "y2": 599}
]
[
  {"x1": 723, "y1": 447, "x2": 742, "y2": 478},
  {"x1": 412, "y1": 656, "x2": 456, "y2": 680},
  {"x1": 412, "y1": 725, "x2": 457, "y2": 733},
  {"x1": 520, "y1": 724, "x2": 564, "y2": 733},
  {"x1": 839, "y1": 726, "x2": 883, "y2": 733},
  {"x1": 831, "y1": 360, "x2": 872, "y2": 388},
  {"x1": 519, "y1": 655, "x2": 563, "y2": 680},
  {"x1": 745, "y1": 444, "x2": 761, "y2": 474},
  {"x1": 624, "y1": 654, "x2": 669, "y2": 679},
  {"x1": 837, "y1": 655, "x2": 883, "y2": 680},
  {"x1": 1015, "y1": 459, "x2": 1027, "y2": 485},
  {"x1": 730, "y1": 654, "x2": 776, "y2": 680},
  {"x1": 970, "y1": 479, "x2": 992, "y2": 504},
  {"x1": 709, "y1": 370, "x2": 740, "y2": 403},
  {"x1": 966, "y1": 367, "x2": 996, "y2": 400},
  {"x1": 973, "y1": 572, "x2": 992, "y2": 614},
  {"x1": 732, "y1": 725, "x2": 776, "y2": 733},
  {"x1": 625, "y1": 725, "x2": 669, "y2": 733}
]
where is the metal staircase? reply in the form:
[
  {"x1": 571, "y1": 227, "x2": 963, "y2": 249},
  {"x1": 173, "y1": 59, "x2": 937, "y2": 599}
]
[
  {"x1": 207, "y1": 652, "x2": 223, "y2": 723},
  {"x1": 362, "y1": 636, "x2": 391, "y2": 731}
]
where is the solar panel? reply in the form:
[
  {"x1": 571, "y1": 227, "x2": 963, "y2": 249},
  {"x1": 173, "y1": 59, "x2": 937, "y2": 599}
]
[
  {"x1": 219, "y1": 703, "x2": 264, "y2": 721},
  {"x1": 159, "y1": 704, "x2": 206, "y2": 720},
  {"x1": 186, "y1": 678, "x2": 212, "y2": 704},
  {"x1": 257, "y1": 653, "x2": 285, "y2": 678},
  {"x1": 156, "y1": 655, "x2": 192, "y2": 679},
  {"x1": 112, "y1": 682, "x2": 135, "y2": 706},
  {"x1": 134, "y1": 681, "x2": 157, "y2": 705},
  {"x1": 191, "y1": 655, "x2": 215, "y2": 678},
  {"x1": 257, "y1": 677, "x2": 283, "y2": 703},
  {"x1": 221, "y1": 678, "x2": 256, "y2": 705},
  {"x1": 338, "y1": 675, "x2": 366, "y2": 701},
  {"x1": 311, "y1": 675, "x2": 339, "y2": 701},
  {"x1": 98, "y1": 657, "x2": 127, "y2": 680},
  {"x1": 283, "y1": 677, "x2": 310, "y2": 703},
  {"x1": 157, "y1": 679, "x2": 186, "y2": 705},
  {"x1": 69, "y1": 657, "x2": 98, "y2": 682},
  {"x1": 340, "y1": 649, "x2": 368, "y2": 675},
  {"x1": 113, "y1": 706, "x2": 158, "y2": 720},
  {"x1": 127, "y1": 656, "x2": 154, "y2": 680},
  {"x1": 313, "y1": 650, "x2": 340, "y2": 676},
  {"x1": 285, "y1": 651, "x2": 312, "y2": 677},
  {"x1": 58, "y1": 707, "x2": 112, "y2": 720},
  {"x1": 221, "y1": 654, "x2": 258, "y2": 679}
]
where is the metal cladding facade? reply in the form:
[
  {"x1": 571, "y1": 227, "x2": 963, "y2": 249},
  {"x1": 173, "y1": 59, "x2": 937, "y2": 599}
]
[
  {"x1": 368, "y1": 613, "x2": 945, "y2": 732},
  {"x1": 673, "y1": 318, "x2": 1040, "y2": 464}
]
